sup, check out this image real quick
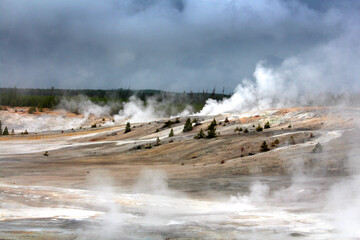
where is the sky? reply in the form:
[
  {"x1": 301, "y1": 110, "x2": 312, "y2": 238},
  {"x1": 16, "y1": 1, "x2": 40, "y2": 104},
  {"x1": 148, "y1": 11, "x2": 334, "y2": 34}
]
[{"x1": 0, "y1": 0, "x2": 359, "y2": 92}]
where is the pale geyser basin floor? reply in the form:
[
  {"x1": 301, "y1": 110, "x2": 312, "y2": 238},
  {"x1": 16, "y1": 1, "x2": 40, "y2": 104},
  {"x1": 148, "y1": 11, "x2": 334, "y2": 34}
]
[{"x1": 1, "y1": 106, "x2": 360, "y2": 239}]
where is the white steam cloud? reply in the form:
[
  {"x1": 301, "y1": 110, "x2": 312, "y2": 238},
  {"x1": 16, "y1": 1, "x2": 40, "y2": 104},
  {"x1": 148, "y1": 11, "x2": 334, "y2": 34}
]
[
  {"x1": 114, "y1": 96, "x2": 193, "y2": 123},
  {"x1": 58, "y1": 96, "x2": 113, "y2": 118},
  {"x1": 199, "y1": 27, "x2": 360, "y2": 115}
]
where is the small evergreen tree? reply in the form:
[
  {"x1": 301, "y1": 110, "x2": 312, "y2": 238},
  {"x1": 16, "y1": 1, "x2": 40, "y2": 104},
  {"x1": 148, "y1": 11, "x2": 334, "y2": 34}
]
[
  {"x1": 194, "y1": 128, "x2": 206, "y2": 139},
  {"x1": 264, "y1": 121, "x2": 270, "y2": 129},
  {"x1": 211, "y1": 118, "x2": 217, "y2": 126},
  {"x1": 2, "y1": 126, "x2": 9, "y2": 135},
  {"x1": 244, "y1": 128, "x2": 249, "y2": 133},
  {"x1": 169, "y1": 128, "x2": 174, "y2": 137},
  {"x1": 155, "y1": 137, "x2": 161, "y2": 146},
  {"x1": 183, "y1": 118, "x2": 193, "y2": 132},
  {"x1": 256, "y1": 124, "x2": 263, "y2": 132},
  {"x1": 11, "y1": 129, "x2": 14, "y2": 135},
  {"x1": 124, "y1": 122, "x2": 131, "y2": 133},
  {"x1": 288, "y1": 124, "x2": 292, "y2": 128},
  {"x1": 207, "y1": 122, "x2": 217, "y2": 138},
  {"x1": 163, "y1": 120, "x2": 173, "y2": 128},
  {"x1": 224, "y1": 117, "x2": 229, "y2": 123},
  {"x1": 289, "y1": 136, "x2": 296, "y2": 145},
  {"x1": 274, "y1": 139, "x2": 280, "y2": 144},
  {"x1": 0, "y1": 120, "x2": 2, "y2": 136},
  {"x1": 312, "y1": 142, "x2": 323, "y2": 153},
  {"x1": 260, "y1": 141, "x2": 270, "y2": 152},
  {"x1": 175, "y1": 118, "x2": 180, "y2": 123},
  {"x1": 28, "y1": 107, "x2": 36, "y2": 114}
]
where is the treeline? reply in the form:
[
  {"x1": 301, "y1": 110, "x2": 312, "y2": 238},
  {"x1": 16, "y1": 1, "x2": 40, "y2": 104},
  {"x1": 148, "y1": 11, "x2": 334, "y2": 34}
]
[{"x1": 0, "y1": 87, "x2": 230, "y2": 111}]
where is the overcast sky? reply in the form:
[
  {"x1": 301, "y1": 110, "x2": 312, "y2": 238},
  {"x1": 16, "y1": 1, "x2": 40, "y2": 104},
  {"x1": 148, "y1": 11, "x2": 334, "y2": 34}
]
[{"x1": 0, "y1": 0, "x2": 359, "y2": 92}]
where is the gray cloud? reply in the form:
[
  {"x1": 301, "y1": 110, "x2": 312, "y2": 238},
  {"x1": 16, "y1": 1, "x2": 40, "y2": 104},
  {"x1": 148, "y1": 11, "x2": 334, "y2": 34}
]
[{"x1": 0, "y1": 0, "x2": 358, "y2": 92}]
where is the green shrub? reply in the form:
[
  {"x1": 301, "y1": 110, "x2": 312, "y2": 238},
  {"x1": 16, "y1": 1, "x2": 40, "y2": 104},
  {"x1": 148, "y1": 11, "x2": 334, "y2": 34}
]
[
  {"x1": 124, "y1": 122, "x2": 131, "y2": 133},
  {"x1": 207, "y1": 121, "x2": 217, "y2": 138},
  {"x1": 194, "y1": 128, "x2": 206, "y2": 139},
  {"x1": 169, "y1": 128, "x2": 174, "y2": 137},
  {"x1": 28, "y1": 107, "x2": 36, "y2": 114},
  {"x1": 2, "y1": 126, "x2": 9, "y2": 135},
  {"x1": 289, "y1": 136, "x2": 296, "y2": 145},
  {"x1": 211, "y1": 118, "x2": 217, "y2": 126},
  {"x1": 256, "y1": 124, "x2": 263, "y2": 132},
  {"x1": 163, "y1": 120, "x2": 173, "y2": 128},
  {"x1": 154, "y1": 137, "x2": 161, "y2": 146},
  {"x1": 244, "y1": 128, "x2": 249, "y2": 133},
  {"x1": 264, "y1": 121, "x2": 270, "y2": 129},
  {"x1": 312, "y1": 142, "x2": 323, "y2": 153},
  {"x1": 260, "y1": 141, "x2": 270, "y2": 152},
  {"x1": 183, "y1": 118, "x2": 193, "y2": 132}
]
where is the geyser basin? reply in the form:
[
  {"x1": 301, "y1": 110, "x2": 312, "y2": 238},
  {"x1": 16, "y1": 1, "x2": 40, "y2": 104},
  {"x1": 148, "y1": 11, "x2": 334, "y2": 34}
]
[{"x1": 0, "y1": 176, "x2": 340, "y2": 240}]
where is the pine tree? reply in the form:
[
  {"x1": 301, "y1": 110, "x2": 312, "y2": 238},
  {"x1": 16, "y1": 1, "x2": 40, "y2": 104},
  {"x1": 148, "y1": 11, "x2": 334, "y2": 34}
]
[
  {"x1": 3, "y1": 126, "x2": 9, "y2": 135},
  {"x1": 264, "y1": 121, "x2": 270, "y2": 129},
  {"x1": 312, "y1": 142, "x2": 323, "y2": 153},
  {"x1": 207, "y1": 121, "x2": 217, "y2": 138},
  {"x1": 169, "y1": 128, "x2": 174, "y2": 137},
  {"x1": 224, "y1": 117, "x2": 229, "y2": 123},
  {"x1": 260, "y1": 141, "x2": 270, "y2": 152},
  {"x1": 256, "y1": 124, "x2": 263, "y2": 132},
  {"x1": 183, "y1": 118, "x2": 193, "y2": 132},
  {"x1": 211, "y1": 118, "x2": 217, "y2": 126},
  {"x1": 194, "y1": 128, "x2": 206, "y2": 139},
  {"x1": 28, "y1": 107, "x2": 36, "y2": 114},
  {"x1": 289, "y1": 136, "x2": 296, "y2": 145},
  {"x1": 124, "y1": 122, "x2": 131, "y2": 133},
  {"x1": 0, "y1": 120, "x2": 2, "y2": 136},
  {"x1": 155, "y1": 137, "x2": 161, "y2": 146},
  {"x1": 163, "y1": 120, "x2": 173, "y2": 128},
  {"x1": 244, "y1": 128, "x2": 249, "y2": 133}
]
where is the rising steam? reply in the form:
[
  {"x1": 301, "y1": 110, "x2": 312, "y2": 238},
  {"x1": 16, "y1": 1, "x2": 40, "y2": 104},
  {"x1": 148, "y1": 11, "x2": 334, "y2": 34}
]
[{"x1": 199, "y1": 27, "x2": 360, "y2": 115}]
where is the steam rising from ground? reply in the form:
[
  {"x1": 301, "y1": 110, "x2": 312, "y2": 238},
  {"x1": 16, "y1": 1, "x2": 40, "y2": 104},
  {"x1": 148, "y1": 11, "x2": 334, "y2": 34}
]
[
  {"x1": 199, "y1": 27, "x2": 360, "y2": 115},
  {"x1": 1, "y1": 95, "x2": 193, "y2": 132},
  {"x1": 113, "y1": 96, "x2": 192, "y2": 123},
  {"x1": 75, "y1": 168, "x2": 358, "y2": 239},
  {"x1": 113, "y1": 96, "x2": 165, "y2": 123},
  {"x1": 58, "y1": 96, "x2": 113, "y2": 118}
]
